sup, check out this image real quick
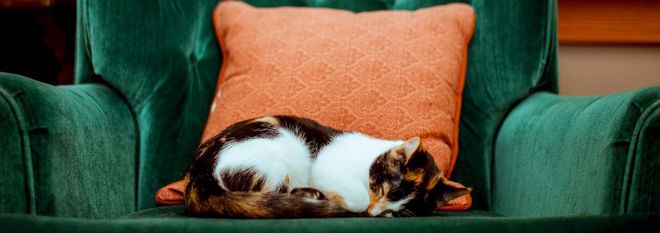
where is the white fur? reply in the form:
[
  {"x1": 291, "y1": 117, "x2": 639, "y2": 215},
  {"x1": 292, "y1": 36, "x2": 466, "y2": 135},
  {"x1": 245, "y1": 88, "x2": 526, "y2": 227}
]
[
  {"x1": 214, "y1": 128, "x2": 312, "y2": 190},
  {"x1": 311, "y1": 133, "x2": 402, "y2": 212}
]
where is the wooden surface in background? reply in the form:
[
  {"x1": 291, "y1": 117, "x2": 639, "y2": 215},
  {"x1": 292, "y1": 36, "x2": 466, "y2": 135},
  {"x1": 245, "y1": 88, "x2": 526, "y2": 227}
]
[
  {"x1": 0, "y1": 0, "x2": 73, "y2": 8},
  {"x1": 0, "y1": 0, "x2": 53, "y2": 8},
  {"x1": 558, "y1": 0, "x2": 660, "y2": 44}
]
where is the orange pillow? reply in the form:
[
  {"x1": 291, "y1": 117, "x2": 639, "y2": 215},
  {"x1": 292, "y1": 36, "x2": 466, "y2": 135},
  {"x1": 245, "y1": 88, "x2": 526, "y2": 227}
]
[
  {"x1": 206, "y1": 1, "x2": 475, "y2": 178},
  {"x1": 158, "y1": 1, "x2": 475, "y2": 211}
]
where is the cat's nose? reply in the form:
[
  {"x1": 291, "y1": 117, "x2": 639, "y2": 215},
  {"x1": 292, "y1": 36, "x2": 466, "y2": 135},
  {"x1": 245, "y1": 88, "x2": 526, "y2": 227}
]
[
  {"x1": 367, "y1": 206, "x2": 382, "y2": 216},
  {"x1": 367, "y1": 205, "x2": 389, "y2": 217}
]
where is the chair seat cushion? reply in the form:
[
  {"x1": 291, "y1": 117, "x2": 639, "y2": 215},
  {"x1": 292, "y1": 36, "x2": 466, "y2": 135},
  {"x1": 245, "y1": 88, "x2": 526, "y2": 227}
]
[
  {"x1": 121, "y1": 206, "x2": 499, "y2": 219},
  {"x1": 2, "y1": 212, "x2": 658, "y2": 233}
]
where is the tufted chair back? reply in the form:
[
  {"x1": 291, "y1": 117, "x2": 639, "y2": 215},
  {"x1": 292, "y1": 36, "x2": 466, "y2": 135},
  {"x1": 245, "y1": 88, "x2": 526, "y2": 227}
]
[{"x1": 75, "y1": 0, "x2": 557, "y2": 211}]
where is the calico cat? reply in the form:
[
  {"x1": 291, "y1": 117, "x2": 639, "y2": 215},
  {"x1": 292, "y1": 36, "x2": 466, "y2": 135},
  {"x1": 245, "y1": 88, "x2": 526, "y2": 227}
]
[{"x1": 184, "y1": 115, "x2": 470, "y2": 218}]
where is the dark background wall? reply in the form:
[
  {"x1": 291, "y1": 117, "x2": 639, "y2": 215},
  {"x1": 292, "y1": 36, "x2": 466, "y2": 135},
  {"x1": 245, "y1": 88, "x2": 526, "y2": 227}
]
[{"x1": 0, "y1": 0, "x2": 75, "y2": 85}]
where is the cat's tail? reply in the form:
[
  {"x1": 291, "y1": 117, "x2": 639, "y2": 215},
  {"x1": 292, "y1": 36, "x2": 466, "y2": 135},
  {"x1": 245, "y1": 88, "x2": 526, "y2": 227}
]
[{"x1": 185, "y1": 189, "x2": 358, "y2": 218}]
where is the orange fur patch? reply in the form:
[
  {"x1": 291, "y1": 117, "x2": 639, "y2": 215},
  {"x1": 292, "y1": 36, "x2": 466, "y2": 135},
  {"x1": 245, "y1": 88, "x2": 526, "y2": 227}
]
[
  {"x1": 326, "y1": 192, "x2": 348, "y2": 209},
  {"x1": 426, "y1": 174, "x2": 443, "y2": 191},
  {"x1": 252, "y1": 116, "x2": 280, "y2": 126},
  {"x1": 404, "y1": 169, "x2": 425, "y2": 185}
]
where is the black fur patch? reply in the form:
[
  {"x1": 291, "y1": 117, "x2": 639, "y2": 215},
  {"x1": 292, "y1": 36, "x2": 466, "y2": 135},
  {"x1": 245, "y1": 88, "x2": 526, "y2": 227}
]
[
  {"x1": 275, "y1": 183, "x2": 289, "y2": 193},
  {"x1": 220, "y1": 121, "x2": 279, "y2": 144},
  {"x1": 220, "y1": 168, "x2": 266, "y2": 192},
  {"x1": 275, "y1": 115, "x2": 342, "y2": 158},
  {"x1": 187, "y1": 138, "x2": 225, "y2": 200}
]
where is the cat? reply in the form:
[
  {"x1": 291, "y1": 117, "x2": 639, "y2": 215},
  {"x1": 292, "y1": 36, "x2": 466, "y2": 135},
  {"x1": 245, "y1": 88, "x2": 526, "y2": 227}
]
[{"x1": 184, "y1": 115, "x2": 470, "y2": 218}]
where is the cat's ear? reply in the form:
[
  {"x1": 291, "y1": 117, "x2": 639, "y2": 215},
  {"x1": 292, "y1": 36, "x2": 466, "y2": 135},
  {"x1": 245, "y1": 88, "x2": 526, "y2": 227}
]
[
  {"x1": 399, "y1": 136, "x2": 421, "y2": 162},
  {"x1": 434, "y1": 177, "x2": 472, "y2": 206}
]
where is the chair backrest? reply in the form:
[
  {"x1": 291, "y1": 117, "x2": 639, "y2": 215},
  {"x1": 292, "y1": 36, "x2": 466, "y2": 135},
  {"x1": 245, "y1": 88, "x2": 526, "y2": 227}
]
[{"x1": 75, "y1": 0, "x2": 557, "y2": 211}]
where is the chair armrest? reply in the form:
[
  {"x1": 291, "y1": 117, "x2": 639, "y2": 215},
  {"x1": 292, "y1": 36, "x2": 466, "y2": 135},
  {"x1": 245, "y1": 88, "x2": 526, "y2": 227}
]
[
  {"x1": 0, "y1": 72, "x2": 137, "y2": 218},
  {"x1": 493, "y1": 87, "x2": 660, "y2": 216}
]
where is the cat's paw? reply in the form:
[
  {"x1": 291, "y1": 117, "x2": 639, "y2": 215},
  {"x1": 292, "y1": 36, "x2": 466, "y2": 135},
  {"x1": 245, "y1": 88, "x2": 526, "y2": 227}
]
[{"x1": 290, "y1": 188, "x2": 327, "y2": 200}]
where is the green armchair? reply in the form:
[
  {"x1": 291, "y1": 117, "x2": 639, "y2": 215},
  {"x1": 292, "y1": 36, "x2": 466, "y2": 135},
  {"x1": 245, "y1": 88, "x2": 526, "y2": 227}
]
[{"x1": 1, "y1": 0, "x2": 658, "y2": 232}]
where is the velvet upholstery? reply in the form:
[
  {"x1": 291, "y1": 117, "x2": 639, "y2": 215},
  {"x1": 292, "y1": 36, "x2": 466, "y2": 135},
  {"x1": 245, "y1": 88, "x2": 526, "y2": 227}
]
[
  {"x1": 0, "y1": 0, "x2": 659, "y2": 231},
  {"x1": 75, "y1": 0, "x2": 223, "y2": 210},
  {"x1": 493, "y1": 87, "x2": 660, "y2": 216},
  {"x1": 0, "y1": 72, "x2": 136, "y2": 218}
]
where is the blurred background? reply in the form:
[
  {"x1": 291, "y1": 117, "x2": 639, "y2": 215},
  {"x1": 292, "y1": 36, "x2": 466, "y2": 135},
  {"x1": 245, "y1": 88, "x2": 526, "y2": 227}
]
[
  {"x1": 557, "y1": 0, "x2": 660, "y2": 95},
  {"x1": 0, "y1": 0, "x2": 658, "y2": 95},
  {"x1": 0, "y1": 0, "x2": 75, "y2": 85}
]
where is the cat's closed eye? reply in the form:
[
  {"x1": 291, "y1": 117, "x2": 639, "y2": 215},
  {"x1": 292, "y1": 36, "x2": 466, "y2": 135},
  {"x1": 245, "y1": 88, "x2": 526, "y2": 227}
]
[{"x1": 387, "y1": 188, "x2": 406, "y2": 201}]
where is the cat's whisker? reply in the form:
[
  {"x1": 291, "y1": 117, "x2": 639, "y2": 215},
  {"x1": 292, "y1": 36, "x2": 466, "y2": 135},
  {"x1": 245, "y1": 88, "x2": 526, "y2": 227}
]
[{"x1": 400, "y1": 209, "x2": 415, "y2": 217}]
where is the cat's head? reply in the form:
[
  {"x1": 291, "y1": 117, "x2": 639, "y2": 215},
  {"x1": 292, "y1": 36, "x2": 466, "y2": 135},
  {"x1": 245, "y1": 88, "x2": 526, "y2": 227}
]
[{"x1": 367, "y1": 137, "x2": 471, "y2": 217}]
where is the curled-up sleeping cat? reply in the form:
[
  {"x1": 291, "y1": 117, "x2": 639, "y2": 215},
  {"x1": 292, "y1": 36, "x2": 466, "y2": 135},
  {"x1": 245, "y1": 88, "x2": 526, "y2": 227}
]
[{"x1": 184, "y1": 115, "x2": 471, "y2": 218}]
